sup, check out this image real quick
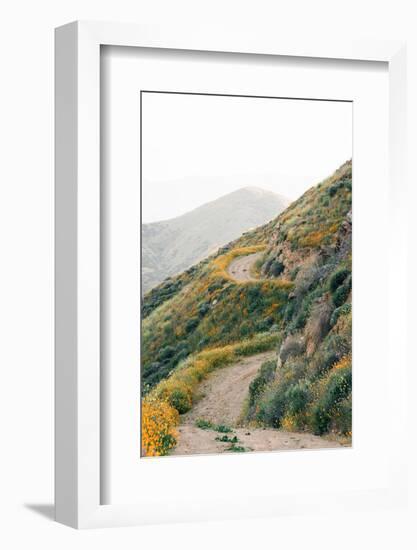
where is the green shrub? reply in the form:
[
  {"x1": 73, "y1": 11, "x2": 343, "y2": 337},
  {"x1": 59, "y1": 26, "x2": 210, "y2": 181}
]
[
  {"x1": 285, "y1": 381, "x2": 311, "y2": 415},
  {"x1": 310, "y1": 366, "x2": 352, "y2": 435},
  {"x1": 198, "y1": 303, "x2": 210, "y2": 317},
  {"x1": 330, "y1": 303, "x2": 352, "y2": 326},
  {"x1": 283, "y1": 300, "x2": 296, "y2": 322},
  {"x1": 310, "y1": 403, "x2": 331, "y2": 435},
  {"x1": 239, "y1": 320, "x2": 252, "y2": 337},
  {"x1": 332, "y1": 395, "x2": 352, "y2": 435},
  {"x1": 185, "y1": 317, "x2": 200, "y2": 334},
  {"x1": 215, "y1": 435, "x2": 238, "y2": 443},
  {"x1": 256, "y1": 384, "x2": 288, "y2": 427},
  {"x1": 310, "y1": 349, "x2": 339, "y2": 378},
  {"x1": 246, "y1": 285, "x2": 264, "y2": 312},
  {"x1": 158, "y1": 345, "x2": 176, "y2": 361},
  {"x1": 174, "y1": 348, "x2": 189, "y2": 364},
  {"x1": 215, "y1": 424, "x2": 233, "y2": 433},
  {"x1": 194, "y1": 418, "x2": 233, "y2": 433},
  {"x1": 143, "y1": 362, "x2": 160, "y2": 376},
  {"x1": 168, "y1": 388, "x2": 192, "y2": 414},
  {"x1": 255, "y1": 316, "x2": 274, "y2": 333},
  {"x1": 208, "y1": 281, "x2": 224, "y2": 293},
  {"x1": 227, "y1": 444, "x2": 247, "y2": 452},
  {"x1": 332, "y1": 282, "x2": 350, "y2": 307},
  {"x1": 323, "y1": 333, "x2": 351, "y2": 362},
  {"x1": 329, "y1": 268, "x2": 350, "y2": 293},
  {"x1": 270, "y1": 260, "x2": 285, "y2": 277},
  {"x1": 254, "y1": 254, "x2": 266, "y2": 272},
  {"x1": 248, "y1": 360, "x2": 276, "y2": 406},
  {"x1": 195, "y1": 418, "x2": 214, "y2": 430}
]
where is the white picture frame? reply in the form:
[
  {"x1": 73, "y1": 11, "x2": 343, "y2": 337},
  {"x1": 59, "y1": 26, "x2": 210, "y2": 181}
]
[{"x1": 55, "y1": 21, "x2": 407, "y2": 529}]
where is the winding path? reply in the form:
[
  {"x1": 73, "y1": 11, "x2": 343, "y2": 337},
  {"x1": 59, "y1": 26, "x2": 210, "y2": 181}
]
[
  {"x1": 226, "y1": 252, "x2": 262, "y2": 282},
  {"x1": 172, "y1": 351, "x2": 342, "y2": 456}
]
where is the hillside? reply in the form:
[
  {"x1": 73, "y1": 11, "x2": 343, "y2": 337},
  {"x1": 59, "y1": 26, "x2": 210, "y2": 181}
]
[
  {"x1": 142, "y1": 161, "x2": 352, "y2": 456},
  {"x1": 142, "y1": 186, "x2": 289, "y2": 293}
]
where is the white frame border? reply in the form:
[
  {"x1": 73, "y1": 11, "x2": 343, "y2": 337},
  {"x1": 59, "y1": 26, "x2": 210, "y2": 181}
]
[{"x1": 55, "y1": 21, "x2": 407, "y2": 529}]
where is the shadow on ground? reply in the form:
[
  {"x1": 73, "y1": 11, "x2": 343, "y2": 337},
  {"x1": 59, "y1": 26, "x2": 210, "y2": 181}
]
[{"x1": 25, "y1": 503, "x2": 55, "y2": 521}]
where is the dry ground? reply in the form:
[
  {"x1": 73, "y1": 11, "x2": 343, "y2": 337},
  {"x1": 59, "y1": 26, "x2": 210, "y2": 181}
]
[
  {"x1": 172, "y1": 351, "x2": 342, "y2": 456},
  {"x1": 226, "y1": 252, "x2": 262, "y2": 282}
]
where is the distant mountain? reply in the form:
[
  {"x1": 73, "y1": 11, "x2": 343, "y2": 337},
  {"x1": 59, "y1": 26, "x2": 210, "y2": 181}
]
[{"x1": 142, "y1": 186, "x2": 290, "y2": 293}]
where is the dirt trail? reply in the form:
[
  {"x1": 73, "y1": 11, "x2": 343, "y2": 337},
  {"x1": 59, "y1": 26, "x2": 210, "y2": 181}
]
[
  {"x1": 172, "y1": 351, "x2": 342, "y2": 456},
  {"x1": 182, "y1": 351, "x2": 274, "y2": 427},
  {"x1": 226, "y1": 252, "x2": 262, "y2": 282}
]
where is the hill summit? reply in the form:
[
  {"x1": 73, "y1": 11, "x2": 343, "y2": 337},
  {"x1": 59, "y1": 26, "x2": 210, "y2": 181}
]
[{"x1": 142, "y1": 186, "x2": 289, "y2": 293}]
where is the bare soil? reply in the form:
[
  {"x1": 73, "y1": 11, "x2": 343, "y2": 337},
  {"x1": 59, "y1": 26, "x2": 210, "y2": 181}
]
[
  {"x1": 227, "y1": 252, "x2": 262, "y2": 282},
  {"x1": 181, "y1": 351, "x2": 274, "y2": 426}
]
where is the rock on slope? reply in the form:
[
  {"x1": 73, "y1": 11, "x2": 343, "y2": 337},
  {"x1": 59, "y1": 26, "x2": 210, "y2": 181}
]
[{"x1": 142, "y1": 186, "x2": 289, "y2": 293}]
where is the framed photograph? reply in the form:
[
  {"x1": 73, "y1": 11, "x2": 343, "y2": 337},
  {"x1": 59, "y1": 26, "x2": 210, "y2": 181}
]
[{"x1": 55, "y1": 21, "x2": 407, "y2": 528}]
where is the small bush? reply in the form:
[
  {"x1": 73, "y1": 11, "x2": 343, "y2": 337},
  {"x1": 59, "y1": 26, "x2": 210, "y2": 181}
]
[
  {"x1": 227, "y1": 444, "x2": 247, "y2": 452},
  {"x1": 285, "y1": 381, "x2": 311, "y2": 415},
  {"x1": 270, "y1": 260, "x2": 285, "y2": 277},
  {"x1": 194, "y1": 418, "x2": 233, "y2": 433},
  {"x1": 185, "y1": 317, "x2": 200, "y2": 334},
  {"x1": 215, "y1": 435, "x2": 238, "y2": 443},
  {"x1": 255, "y1": 316, "x2": 274, "y2": 333},
  {"x1": 309, "y1": 349, "x2": 339, "y2": 378},
  {"x1": 158, "y1": 345, "x2": 176, "y2": 361},
  {"x1": 248, "y1": 360, "x2": 277, "y2": 406},
  {"x1": 256, "y1": 384, "x2": 288, "y2": 427},
  {"x1": 195, "y1": 418, "x2": 214, "y2": 430},
  {"x1": 254, "y1": 254, "x2": 266, "y2": 274},
  {"x1": 239, "y1": 320, "x2": 252, "y2": 337},
  {"x1": 329, "y1": 268, "x2": 350, "y2": 293},
  {"x1": 198, "y1": 303, "x2": 210, "y2": 317},
  {"x1": 310, "y1": 360, "x2": 352, "y2": 435},
  {"x1": 208, "y1": 281, "x2": 224, "y2": 293},
  {"x1": 215, "y1": 424, "x2": 233, "y2": 433},
  {"x1": 174, "y1": 348, "x2": 189, "y2": 364},
  {"x1": 323, "y1": 333, "x2": 351, "y2": 362},
  {"x1": 168, "y1": 387, "x2": 192, "y2": 413},
  {"x1": 330, "y1": 303, "x2": 352, "y2": 326},
  {"x1": 332, "y1": 395, "x2": 352, "y2": 435},
  {"x1": 332, "y1": 282, "x2": 351, "y2": 307}
]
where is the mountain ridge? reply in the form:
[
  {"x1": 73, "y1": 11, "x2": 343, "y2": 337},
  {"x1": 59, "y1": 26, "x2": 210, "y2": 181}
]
[{"x1": 142, "y1": 186, "x2": 290, "y2": 293}]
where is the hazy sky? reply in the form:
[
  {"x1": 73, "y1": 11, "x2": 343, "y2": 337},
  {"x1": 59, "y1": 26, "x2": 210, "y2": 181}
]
[{"x1": 142, "y1": 92, "x2": 352, "y2": 223}]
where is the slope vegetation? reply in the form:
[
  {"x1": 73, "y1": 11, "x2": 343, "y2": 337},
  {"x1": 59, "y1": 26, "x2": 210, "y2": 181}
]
[{"x1": 141, "y1": 161, "x2": 352, "y2": 456}]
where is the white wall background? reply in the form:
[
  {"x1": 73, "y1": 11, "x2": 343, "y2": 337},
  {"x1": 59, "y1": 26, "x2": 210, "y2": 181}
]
[{"x1": 0, "y1": 1, "x2": 416, "y2": 548}]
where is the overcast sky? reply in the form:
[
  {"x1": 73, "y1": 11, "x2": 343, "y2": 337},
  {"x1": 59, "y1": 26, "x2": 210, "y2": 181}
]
[{"x1": 142, "y1": 92, "x2": 352, "y2": 223}]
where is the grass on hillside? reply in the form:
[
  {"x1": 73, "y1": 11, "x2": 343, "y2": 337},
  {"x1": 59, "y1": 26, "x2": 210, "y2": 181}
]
[{"x1": 141, "y1": 161, "x2": 353, "y2": 454}]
